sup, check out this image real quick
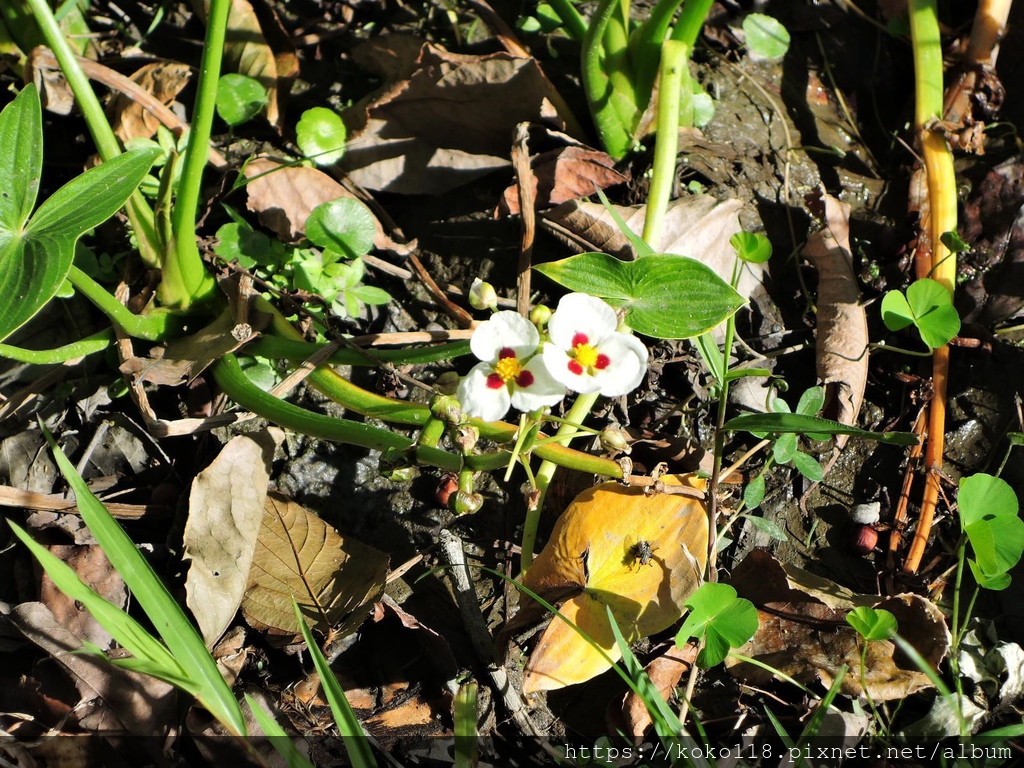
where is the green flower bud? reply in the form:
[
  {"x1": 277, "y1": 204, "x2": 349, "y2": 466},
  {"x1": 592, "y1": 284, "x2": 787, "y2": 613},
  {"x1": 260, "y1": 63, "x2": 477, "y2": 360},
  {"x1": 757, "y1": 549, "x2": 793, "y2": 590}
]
[
  {"x1": 529, "y1": 304, "x2": 552, "y2": 328},
  {"x1": 600, "y1": 426, "x2": 632, "y2": 454},
  {"x1": 468, "y1": 278, "x2": 498, "y2": 311}
]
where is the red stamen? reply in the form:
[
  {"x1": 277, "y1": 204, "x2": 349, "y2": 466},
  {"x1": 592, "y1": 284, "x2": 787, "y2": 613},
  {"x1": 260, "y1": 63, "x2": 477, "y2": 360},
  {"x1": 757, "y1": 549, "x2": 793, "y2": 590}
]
[
  {"x1": 517, "y1": 371, "x2": 535, "y2": 387},
  {"x1": 571, "y1": 332, "x2": 589, "y2": 348},
  {"x1": 594, "y1": 354, "x2": 610, "y2": 370},
  {"x1": 568, "y1": 360, "x2": 583, "y2": 376},
  {"x1": 486, "y1": 373, "x2": 505, "y2": 389},
  {"x1": 498, "y1": 347, "x2": 516, "y2": 359}
]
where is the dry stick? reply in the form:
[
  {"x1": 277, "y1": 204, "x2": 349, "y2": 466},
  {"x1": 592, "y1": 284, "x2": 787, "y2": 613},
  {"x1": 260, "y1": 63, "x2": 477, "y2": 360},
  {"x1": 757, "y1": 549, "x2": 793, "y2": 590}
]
[
  {"x1": 887, "y1": 407, "x2": 928, "y2": 575},
  {"x1": 944, "y1": 0, "x2": 1014, "y2": 131},
  {"x1": 29, "y1": 49, "x2": 227, "y2": 168},
  {"x1": 438, "y1": 529, "x2": 557, "y2": 749},
  {"x1": 512, "y1": 123, "x2": 536, "y2": 317}
]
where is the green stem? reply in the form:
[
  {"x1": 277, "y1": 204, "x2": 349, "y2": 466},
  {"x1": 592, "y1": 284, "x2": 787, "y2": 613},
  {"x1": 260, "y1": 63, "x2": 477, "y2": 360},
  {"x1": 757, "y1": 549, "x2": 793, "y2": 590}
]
[
  {"x1": 582, "y1": 0, "x2": 634, "y2": 158},
  {"x1": 632, "y1": 0, "x2": 686, "y2": 109},
  {"x1": 247, "y1": 336, "x2": 471, "y2": 366},
  {"x1": 669, "y1": 0, "x2": 715, "y2": 47},
  {"x1": 545, "y1": 0, "x2": 588, "y2": 42},
  {"x1": 0, "y1": 329, "x2": 114, "y2": 363},
  {"x1": 417, "y1": 417, "x2": 446, "y2": 448},
  {"x1": 521, "y1": 392, "x2": 601, "y2": 572},
  {"x1": 67, "y1": 266, "x2": 173, "y2": 341},
  {"x1": 212, "y1": 354, "x2": 462, "y2": 472},
  {"x1": 163, "y1": 0, "x2": 229, "y2": 309},
  {"x1": 24, "y1": 0, "x2": 161, "y2": 266},
  {"x1": 643, "y1": 40, "x2": 688, "y2": 251}
]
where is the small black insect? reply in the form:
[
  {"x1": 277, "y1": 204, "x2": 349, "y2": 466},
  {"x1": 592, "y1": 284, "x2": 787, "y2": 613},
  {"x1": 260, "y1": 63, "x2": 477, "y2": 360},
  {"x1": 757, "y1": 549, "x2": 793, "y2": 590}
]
[{"x1": 630, "y1": 540, "x2": 655, "y2": 568}]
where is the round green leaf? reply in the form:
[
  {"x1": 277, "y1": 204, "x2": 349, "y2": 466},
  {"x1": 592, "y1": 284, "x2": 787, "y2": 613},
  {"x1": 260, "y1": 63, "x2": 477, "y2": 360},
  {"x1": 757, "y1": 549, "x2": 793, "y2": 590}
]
[
  {"x1": 730, "y1": 231, "x2": 772, "y2": 264},
  {"x1": 743, "y1": 13, "x2": 791, "y2": 62},
  {"x1": 215, "y1": 74, "x2": 268, "y2": 127},
  {"x1": 297, "y1": 107, "x2": 347, "y2": 166},
  {"x1": 959, "y1": 473, "x2": 1024, "y2": 581},
  {"x1": 881, "y1": 289, "x2": 915, "y2": 332},
  {"x1": 846, "y1": 606, "x2": 897, "y2": 641},
  {"x1": 305, "y1": 198, "x2": 376, "y2": 258}
]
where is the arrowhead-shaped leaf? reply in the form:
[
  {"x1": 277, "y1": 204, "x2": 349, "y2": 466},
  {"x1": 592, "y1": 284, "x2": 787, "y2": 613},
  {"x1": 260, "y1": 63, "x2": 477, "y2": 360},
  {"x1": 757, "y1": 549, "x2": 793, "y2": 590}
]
[
  {"x1": 535, "y1": 252, "x2": 744, "y2": 339},
  {"x1": 0, "y1": 86, "x2": 159, "y2": 342}
]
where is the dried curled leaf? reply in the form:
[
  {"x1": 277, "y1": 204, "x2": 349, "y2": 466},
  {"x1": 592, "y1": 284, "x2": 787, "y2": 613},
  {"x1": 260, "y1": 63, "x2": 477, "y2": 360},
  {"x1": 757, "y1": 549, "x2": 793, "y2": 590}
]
[
  {"x1": 242, "y1": 492, "x2": 388, "y2": 638},
  {"x1": 108, "y1": 62, "x2": 191, "y2": 144},
  {"x1": 517, "y1": 476, "x2": 709, "y2": 693},
  {"x1": 726, "y1": 550, "x2": 950, "y2": 701}
]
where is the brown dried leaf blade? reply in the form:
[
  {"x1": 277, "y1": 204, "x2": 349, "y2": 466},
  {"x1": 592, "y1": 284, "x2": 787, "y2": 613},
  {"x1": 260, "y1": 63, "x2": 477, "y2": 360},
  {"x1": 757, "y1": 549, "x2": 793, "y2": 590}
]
[
  {"x1": 108, "y1": 62, "x2": 191, "y2": 144},
  {"x1": 242, "y1": 492, "x2": 388, "y2": 637}
]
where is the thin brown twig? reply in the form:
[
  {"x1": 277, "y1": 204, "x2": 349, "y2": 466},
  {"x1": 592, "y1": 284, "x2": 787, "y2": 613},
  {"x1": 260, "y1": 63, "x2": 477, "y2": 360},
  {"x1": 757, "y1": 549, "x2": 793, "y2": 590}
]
[{"x1": 512, "y1": 123, "x2": 536, "y2": 317}]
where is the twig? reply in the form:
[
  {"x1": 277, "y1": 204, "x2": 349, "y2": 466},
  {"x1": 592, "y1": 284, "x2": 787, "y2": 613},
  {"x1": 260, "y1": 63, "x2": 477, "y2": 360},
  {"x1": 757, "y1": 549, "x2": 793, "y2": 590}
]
[{"x1": 512, "y1": 123, "x2": 536, "y2": 317}]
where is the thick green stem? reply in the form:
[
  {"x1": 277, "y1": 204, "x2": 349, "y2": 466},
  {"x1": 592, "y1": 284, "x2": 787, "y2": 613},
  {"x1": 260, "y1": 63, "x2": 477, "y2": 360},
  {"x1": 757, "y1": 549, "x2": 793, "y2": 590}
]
[
  {"x1": 162, "y1": 0, "x2": 228, "y2": 309},
  {"x1": 24, "y1": 0, "x2": 161, "y2": 266},
  {"x1": 546, "y1": 0, "x2": 588, "y2": 42},
  {"x1": 643, "y1": 40, "x2": 688, "y2": 251},
  {"x1": 670, "y1": 0, "x2": 715, "y2": 47},
  {"x1": 67, "y1": 267, "x2": 173, "y2": 341},
  {"x1": 0, "y1": 329, "x2": 114, "y2": 363},
  {"x1": 582, "y1": 0, "x2": 635, "y2": 159},
  {"x1": 632, "y1": 0, "x2": 686, "y2": 107},
  {"x1": 248, "y1": 337, "x2": 471, "y2": 366},
  {"x1": 521, "y1": 392, "x2": 601, "y2": 573}
]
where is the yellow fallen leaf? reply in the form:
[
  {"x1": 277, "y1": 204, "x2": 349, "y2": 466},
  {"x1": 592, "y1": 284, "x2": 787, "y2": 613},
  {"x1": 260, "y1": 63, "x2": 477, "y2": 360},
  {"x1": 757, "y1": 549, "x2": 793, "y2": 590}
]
[{"x1": 521, "y1": 475, "x2": 709, "y2": 693}]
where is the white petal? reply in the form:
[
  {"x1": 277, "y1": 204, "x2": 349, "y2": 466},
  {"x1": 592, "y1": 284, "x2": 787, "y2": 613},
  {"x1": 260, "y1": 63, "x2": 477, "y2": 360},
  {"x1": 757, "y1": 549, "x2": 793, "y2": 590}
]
[
  {"x1": 470, "y1": 311, "x2": 539, "y2": 363},
  {"x1": 548, "y1": 294, "x2": 619, "y2": 349},
  {"x1": 542, "y1": 343, "x2": 603, "y2": 394},
  {"x1": 510, "y1": 354, "x2": 566, "y2": 413},
  {"x1": 590, "y1": 333, "x2": 648, "y2": 396},
  {"x1": 457, "y1": 362, "x2": 511, "y2": 421}
]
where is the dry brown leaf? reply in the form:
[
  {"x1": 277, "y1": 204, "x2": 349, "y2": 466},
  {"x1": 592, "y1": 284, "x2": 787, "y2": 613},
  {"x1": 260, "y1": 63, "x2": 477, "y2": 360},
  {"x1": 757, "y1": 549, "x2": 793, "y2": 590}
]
[
  {"x1": 242, "y1": 492, "x2": 388, "y2": 637},
  {"x1": 184, "y1": 429, "x2": 281, "y2": 647},
  {"x1": 119, "y1": 310, "x2": 255, "y2": 386},
  {"x1": 39, "y1": 544, "x2": 126, "y2": 650},
  {"x1": 499, "y1": 144, "x2": 628, "y2": 216},
  {"x1": 726, "y1": 550, "x2": 950, "y2": 701},
  {"x1": 516, "y1": 476, "x2": 709, "y2": 693},
  {"x1": 803, "y1": 192, "x2": 868, "y2": 447},
  {"x1": 342, "y1": 43, "x2": 569, "y2": 194},
  {"x1": 108, "y1": 62, "x2": 192, "y2": 144},
  {"x1": 618, "y1": 642, "x2": 698, "y2": 739},
  {"x1": 541, "y1": 196, "x2": 764, "y2": 304},
  {"x1": 11, "y1": 602, "x2": 177, "y2": 739},
  {"x1": 243, "y1": 158, "x2": 391, "y2": 250}
]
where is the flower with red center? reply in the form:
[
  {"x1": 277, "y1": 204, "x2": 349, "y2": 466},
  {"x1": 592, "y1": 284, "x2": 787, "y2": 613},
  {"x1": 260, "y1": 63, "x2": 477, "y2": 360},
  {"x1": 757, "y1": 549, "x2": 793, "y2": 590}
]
[
  {"x1": 542, "y1": 294, "x2": 647, "y2": 396},
  {"x1": 457, "y1": 311, "x2": 565, "y2": 421}
]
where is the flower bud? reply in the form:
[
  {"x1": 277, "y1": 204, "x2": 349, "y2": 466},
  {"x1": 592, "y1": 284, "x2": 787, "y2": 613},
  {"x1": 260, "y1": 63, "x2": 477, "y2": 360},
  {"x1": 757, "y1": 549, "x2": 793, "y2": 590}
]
[
  {"x1": 468, "y1": 278, "x2": 498, "y2": 311},
  {"x1": 451, "y1": 490, "x2": 484, "y2": 515},
  {"x1": 600, "y1": 426, "x2": 632, "y2": 455},
  {"x1": 434, "y1": 371, "x2": 460, "y2": 395},
  {"x1": 529, "y1": 304, "x2": 552, "y2": 328},
  {"x1": 430, "y1": 394, "x2": 463, "y2": 425}
]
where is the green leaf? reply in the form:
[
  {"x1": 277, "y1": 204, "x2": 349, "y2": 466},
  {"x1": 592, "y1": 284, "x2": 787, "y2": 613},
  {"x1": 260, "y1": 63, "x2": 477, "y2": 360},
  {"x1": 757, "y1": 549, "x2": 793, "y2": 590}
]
[
  {"x1": 959, "y1": 473, "x2": 1024, "y2": 583},
  {"x1": 846, "y1": 607, "x2": 895, "y2": 641},
  {"x1": 0, "y1": 145, "x2": 159, "y2": 342},
  {"x1": 294, "y1": 601, "x2": 377, "y2": 768},
  {"x1": 296, "y1": 107, "x2": 348, "y2": 166},
  {"x1": 791, "y1": 451, "x2": 824, "y2": 482},
  {"x1": 535, "y1": 252, "x2": 744, "y2": 339},
  {"x1": 725, "y1": 413, "x2": 919, "y2": 446},
  {"x1": 743, "y1": 13, "x2": 790, "y2": 61},
  {"x1": 245, "y1": 695, "x2": 316, "y2": 768},
  {"x1": 772, "y1": 433, "x2": 797, "y2": 464},
  {"x1": 743, "y1": 475, "x2": 766, "y2": 509},
  {"x1": 881, "y1": 278, "x2": 960, "y2": 349},
  {"x1": 695, "y1": 331, "x2": 724, "y2": 383},
  {"x1": 214, "y1": 222, "x2": 283, "y2": 268},
  {"x1": 346, "y1": 284, "x2": 392, "y2": 305},
  {"x1": 730, "y1": 232, "x2": 772, "y2": 264},
  {"x1": 0, "y1": 84, "x2": 42, "y2": 231},
  {"x1": 940, "y1": 230, "x2": 970, "y2": 254},
  {"x1": 40, "y1": 429, "x2": 246, "y2": 736},
  {"x1": 744, "y1": 513, "x2": 788, "y2": 542},
  {"x1": 845, "y1": 606, "x2": 897, "y2": 641},
  {"x1": 215, "y1": 73, "x2": 268, "y2": 127},
  {"x1": 305, "y1": 198, "x2": 376, "y2": 259},
  {"x1": 796, "y1": 386, "x2": 825, "y2": 416},
  {"x1": 677, "y1": 583, "x2": 759, "y2": 668}
]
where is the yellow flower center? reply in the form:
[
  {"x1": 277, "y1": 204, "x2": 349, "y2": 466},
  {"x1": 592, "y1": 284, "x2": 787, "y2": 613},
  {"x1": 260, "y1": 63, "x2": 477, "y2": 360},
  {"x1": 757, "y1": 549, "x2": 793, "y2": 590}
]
[
  {"x1": 573, "y1": 343, "x2": 599, "y2": 368},
  {"x1": 494, "y1": 356, "x2": 523, "y2": 382}
]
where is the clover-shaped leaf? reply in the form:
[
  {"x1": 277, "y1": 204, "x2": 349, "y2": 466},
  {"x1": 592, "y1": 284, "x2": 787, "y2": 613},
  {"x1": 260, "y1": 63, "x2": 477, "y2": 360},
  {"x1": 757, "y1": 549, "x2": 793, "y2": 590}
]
[
  {"x1": 845, "y1": 606, "x2": 897, "y2": 641},
  {"x1": 881, "y1": 278, "x2": 960, "y2": 350},
  {"x1": 676, "y1": 582, "x2": 759, "y2": 668},
  {"x1": 959, "y1": 473, "x2": 1024, "y2": 590},
  {"x1": 0, "y1": 84, "x2": 159, "y2": 342}
]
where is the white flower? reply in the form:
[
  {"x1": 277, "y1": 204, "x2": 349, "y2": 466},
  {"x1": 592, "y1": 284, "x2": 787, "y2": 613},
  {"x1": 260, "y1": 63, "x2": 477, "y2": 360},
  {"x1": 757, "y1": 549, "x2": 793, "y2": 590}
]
[
  {"x1": 542, "y1": 294, "x2": 647, "y2": 396},
  {"x1": 457, "y1": 311, "x2": 565, "y2": 421}
]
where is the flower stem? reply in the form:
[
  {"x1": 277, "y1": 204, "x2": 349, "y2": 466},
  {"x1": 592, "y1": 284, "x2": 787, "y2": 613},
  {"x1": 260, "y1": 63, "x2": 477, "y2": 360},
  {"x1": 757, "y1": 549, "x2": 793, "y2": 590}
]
[
  {"x1": 521, "y1": 392, "x2": 601, "y2": 573},
  {"x1": 643, "y1": 39, "x2": 688, "y2": 251},
  {"x1": 0, "y1": 329, "x2": 114, "y2": 364}
]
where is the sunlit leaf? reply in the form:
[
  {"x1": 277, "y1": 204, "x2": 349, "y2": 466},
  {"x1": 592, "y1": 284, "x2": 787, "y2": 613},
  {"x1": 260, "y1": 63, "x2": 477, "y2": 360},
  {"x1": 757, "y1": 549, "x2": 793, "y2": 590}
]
[{"x1": 676, "y1": 583, "x2": 759, "y2": 668}]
